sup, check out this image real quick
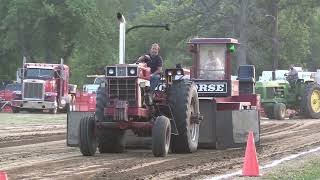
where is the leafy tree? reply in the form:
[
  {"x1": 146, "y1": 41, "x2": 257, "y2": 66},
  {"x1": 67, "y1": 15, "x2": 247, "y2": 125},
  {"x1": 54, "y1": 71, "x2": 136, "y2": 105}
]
[{"x1": 1, "y1": 0, "x2": 320, "y2": 83}]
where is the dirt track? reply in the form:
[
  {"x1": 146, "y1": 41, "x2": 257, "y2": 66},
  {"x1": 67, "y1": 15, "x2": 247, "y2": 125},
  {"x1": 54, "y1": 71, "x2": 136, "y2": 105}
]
[{"x1": 1, "y1": 113, "x2": 320, "y2": 180}]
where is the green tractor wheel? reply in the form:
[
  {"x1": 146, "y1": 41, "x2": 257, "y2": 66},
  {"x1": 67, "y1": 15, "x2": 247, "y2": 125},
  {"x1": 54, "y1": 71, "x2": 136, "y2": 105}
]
[
  {"x1": 301, "y1": 83, "x2": 320, "y2": 119},
  {"x1": 274, "y1": 103, "x2": 286, "y2": 120}
]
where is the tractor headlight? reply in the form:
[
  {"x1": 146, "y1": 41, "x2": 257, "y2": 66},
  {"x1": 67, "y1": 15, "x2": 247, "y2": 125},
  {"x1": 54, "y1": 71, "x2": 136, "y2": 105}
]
[
  {"x1": 106, "y1": 67, "x2": 116, "y2": 76},
  {"x1": 109, "y1": 69, "x2": 114, "y2": 75},
  {"x1": 127, "y1": 67, "x2": 138, "y2": 76},
  {"x1": 176, "y1": 70, "x2": 182, "y2": 75},
  {"x1": 167, "y1": 71, "x2": 173, "y2": 76}
]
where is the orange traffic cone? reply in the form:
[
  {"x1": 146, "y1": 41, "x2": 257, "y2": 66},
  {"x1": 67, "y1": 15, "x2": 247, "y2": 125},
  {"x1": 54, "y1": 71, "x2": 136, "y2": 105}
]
[
  {"x1": 242, "y1": 131, "x2": 260, "y2": 176},
  {"x1": 0, "y1": 171, "x2": 7, "y2": 180}
]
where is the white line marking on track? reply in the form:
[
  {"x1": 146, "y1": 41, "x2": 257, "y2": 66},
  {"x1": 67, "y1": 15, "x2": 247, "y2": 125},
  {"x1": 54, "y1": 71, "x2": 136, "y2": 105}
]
[{"x1": 204, "y1": 146, "x2": 320, "y2": 180}]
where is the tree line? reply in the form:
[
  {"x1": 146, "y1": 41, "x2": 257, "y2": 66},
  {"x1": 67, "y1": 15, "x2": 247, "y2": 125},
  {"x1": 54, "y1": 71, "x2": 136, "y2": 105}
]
[{"x1": 0, "y1": 0, "x2": 320, "y2": 85}]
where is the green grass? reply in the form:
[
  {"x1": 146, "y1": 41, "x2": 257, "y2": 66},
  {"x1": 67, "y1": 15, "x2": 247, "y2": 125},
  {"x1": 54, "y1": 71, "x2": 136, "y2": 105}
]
[
  {"x1": 265, "y1": 157, "x2": 320, "y2": 180},
  {"x1": 0, "y1": 113, "x2": 66, "y2": 125}
]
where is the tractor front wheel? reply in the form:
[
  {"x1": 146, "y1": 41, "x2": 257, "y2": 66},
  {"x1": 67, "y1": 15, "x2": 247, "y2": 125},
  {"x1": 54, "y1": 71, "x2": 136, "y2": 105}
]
[
  {"x1": 301, "y1": 83, "x2": 320, "y2": 119},
  {"x1": 152, "y1": 116, "x2": 171, "y2": 157},
  {"x1": 79, "y1": 115, "x2": 97, "y2": 156},
  {"x1": 274, "y1": 103, "x2": 286, "y2": 120}
]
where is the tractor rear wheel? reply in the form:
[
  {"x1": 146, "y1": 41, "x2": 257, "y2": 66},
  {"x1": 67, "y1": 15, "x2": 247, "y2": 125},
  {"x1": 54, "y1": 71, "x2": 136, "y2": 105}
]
[
  {"x1": 95, "y1": 86, "x2": 126, "y2": 153},
  {"x1": 301, "y1": 82, "x2": 320, "y2": 119},
  {"x1": 168, "y1": 80, "x2": 200, "y2": 153},
  {"x1": 79, "y1": 115, "x2": 97, "y2": 156},
  {"x1": 152, "y1": 116, "x2": 171, "y2": 157},
  {"x1": 274, "y1": 103, "x2": 286, "y2": 120}
]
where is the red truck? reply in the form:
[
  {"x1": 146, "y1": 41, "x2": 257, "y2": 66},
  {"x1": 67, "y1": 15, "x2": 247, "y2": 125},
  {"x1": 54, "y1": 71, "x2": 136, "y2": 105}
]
[{"x1": 11, "y1": 60, "x2": 75, "y2": 114}]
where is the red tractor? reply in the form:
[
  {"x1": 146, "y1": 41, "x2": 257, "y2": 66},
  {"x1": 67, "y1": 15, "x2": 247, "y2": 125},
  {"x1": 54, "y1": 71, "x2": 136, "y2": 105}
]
[
  {"x1": 187, "y1": 38, "x2": 260, "y2": 148},
  {"x1": 11, "y1": 59, "x2": 75, "y2": 114},
  {"x1": 67, "y1": 13, "x2": 202, "y2": 157},
  {"x1": 68, "y1": 64, "x2": 202, "y2": 157},
  {"x1": 68, "y1": 64, "x2": 200, "y2": 157}
]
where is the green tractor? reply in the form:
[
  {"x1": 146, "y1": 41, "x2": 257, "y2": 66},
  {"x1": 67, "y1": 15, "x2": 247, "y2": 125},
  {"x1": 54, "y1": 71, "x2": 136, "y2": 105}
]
[{"x1": 256, "y1": 76, "x2": 320, "y2": 120}]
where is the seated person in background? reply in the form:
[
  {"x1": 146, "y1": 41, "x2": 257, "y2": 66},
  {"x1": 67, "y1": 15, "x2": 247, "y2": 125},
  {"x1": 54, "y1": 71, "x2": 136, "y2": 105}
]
[
  {"x1": 286, "y1": 64, "x2": 298, "y2": 85},
  {"x1": 137, "y1": 43, "x2": 163, "y2": 90}
]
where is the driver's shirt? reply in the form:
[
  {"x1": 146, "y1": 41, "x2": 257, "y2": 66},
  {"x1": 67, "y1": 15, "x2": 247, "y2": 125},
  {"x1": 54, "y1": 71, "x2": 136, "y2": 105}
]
[{"x1": 145, "y1": 54, "x2": 163, "y2": 74}]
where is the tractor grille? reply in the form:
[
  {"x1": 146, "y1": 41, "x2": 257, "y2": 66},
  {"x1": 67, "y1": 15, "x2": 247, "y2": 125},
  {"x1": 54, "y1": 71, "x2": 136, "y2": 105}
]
[
  {"x1": 266, "y1": 87, "x2": 275, "y2": 99},
  {"x1": 23, "y1": 82, "x2": 44, "y2": 99},
  {"x1": 117, "y1": 67, "x2": 127, "y2": 76},
  {"x1": 108, "y1": 79, "x2": 136, "y2": 106},
  {"x1": 274, "y1": 87, "x2": 285, "y2": 98}
]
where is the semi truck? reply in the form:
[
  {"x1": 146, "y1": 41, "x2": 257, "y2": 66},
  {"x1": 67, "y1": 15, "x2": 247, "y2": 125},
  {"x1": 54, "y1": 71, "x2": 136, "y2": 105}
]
[{"x1": 11, "y1": 59, "x2": 75, "y2": 114}]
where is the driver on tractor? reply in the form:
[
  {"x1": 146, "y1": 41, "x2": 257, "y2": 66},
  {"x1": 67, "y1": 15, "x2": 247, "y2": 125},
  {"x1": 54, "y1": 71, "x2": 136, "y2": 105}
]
[
  {"x1": 137, "y1": 43, "x2": 163, "y2": 90},
  {"x1": 286, "y1": 64, "x2": 298, "y2": 85}
]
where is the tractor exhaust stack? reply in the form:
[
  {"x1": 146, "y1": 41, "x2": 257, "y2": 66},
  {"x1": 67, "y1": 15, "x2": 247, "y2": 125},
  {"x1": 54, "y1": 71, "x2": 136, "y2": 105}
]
[{"x1": 117, "y1": 13, "x2": 126, "y2": 64}]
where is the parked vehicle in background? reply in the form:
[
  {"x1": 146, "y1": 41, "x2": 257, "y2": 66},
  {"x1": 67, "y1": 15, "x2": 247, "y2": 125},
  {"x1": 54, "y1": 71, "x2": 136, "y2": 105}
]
[
  {"x1": 69, "y1": 75, "x2": 104, "y2": 112},
  {"x1": 256, "y1": 67, "x2": 320, "y2": 120},
  {"x1": 83, "y1": 84, "x2": 99, "y2": 94},
  {"x1": 2, "y1": 83, "x2": 22, "y2": 100},
  {"x1": 0, "y1": 83, "x2": 21, "y2": 112},
  {"x1": 11, "y1": 59, "x2": 75, "y2": 114}
]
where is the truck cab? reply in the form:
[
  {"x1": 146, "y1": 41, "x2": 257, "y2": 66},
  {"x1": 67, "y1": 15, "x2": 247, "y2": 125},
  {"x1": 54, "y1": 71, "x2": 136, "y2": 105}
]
[{"x1": 11, "y1": 61, "x2": 72, "y2": 114}]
